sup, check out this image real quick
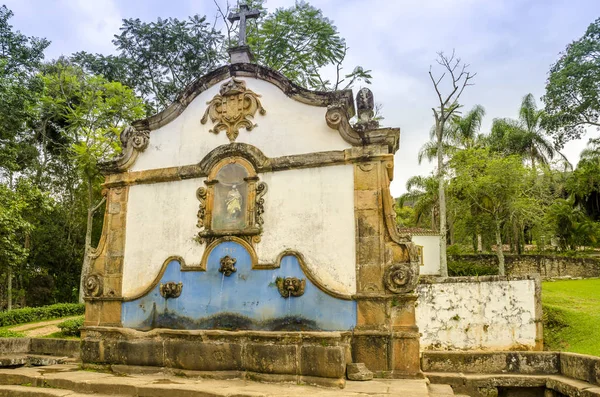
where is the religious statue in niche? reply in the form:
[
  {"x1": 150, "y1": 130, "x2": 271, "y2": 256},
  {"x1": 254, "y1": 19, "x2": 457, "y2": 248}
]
[{"x1": 196, "y1": 157, "x2": 267, "y2": 246}]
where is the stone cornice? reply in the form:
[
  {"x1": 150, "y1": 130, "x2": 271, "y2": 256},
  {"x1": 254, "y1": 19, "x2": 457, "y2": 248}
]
[
  {"x1": 131, "y1": 63, "x2": 355, "y2": 133},
  {"x1": 102, "y1": 144, "x2": 393, "y2": 188}
]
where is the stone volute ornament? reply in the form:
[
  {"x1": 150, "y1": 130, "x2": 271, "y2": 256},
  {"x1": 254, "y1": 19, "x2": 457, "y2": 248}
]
[
  {"x1": 83, "y1": 274, "x2": 103, "y2": 297},
  {"x1": 383, "y1": 262, "x2": 419, "y2": 294},
  {"x1": 159, "y1": 282, "x2": 183, "y2": 299},
  {"x1": 201, "y1": 78, "x2": 266, "y2": 142},
  {"x1": 98, "y1": 125, "x2": 150, "y2": 173},
  {"x1": 276, "y1": 277, "x2": 306, "y2": 298}
]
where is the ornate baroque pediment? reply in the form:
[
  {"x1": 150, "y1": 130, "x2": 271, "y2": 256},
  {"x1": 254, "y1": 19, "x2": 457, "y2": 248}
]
[{"x1": 201, "y1": 78, "x2": 266, "y2": 142}]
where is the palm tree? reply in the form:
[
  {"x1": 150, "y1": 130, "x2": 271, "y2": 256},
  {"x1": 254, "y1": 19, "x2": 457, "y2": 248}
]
[
  {"x1": 398, "y1": 175, "x2": 439, "y2": 231},
  {"x1": 418, "y1": 105, "x2": 486, "y2": 164},
  {"x1": 489, "y1": 94, "x2": 570, "y2": 169}
]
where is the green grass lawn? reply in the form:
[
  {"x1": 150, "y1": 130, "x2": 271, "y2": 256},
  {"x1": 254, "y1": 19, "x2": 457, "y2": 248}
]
[{"x1": 543, "y1": 278, "x2": 600, "y2": 356}]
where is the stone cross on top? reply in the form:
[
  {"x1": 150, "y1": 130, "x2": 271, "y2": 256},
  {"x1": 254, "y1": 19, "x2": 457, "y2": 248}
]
[{"x1": 228, "y1": 4, "x2": 260, "y2": 47}]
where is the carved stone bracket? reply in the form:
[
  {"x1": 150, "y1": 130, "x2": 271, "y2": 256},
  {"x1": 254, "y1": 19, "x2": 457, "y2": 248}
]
[
  {"x1": 159, "y1": 281, "x2": 183, "y2": 299},
  {"x1": 255, "y1": 182, "x2": 267, "y2": 226},
  {"x1": 84, "y1": 274, "x2": 104, "y2": 297},
  {"x1": 98, "y1": 125, "x2": 150, "y2": 174},
  {"x1": 276, "y1": 277, "x2": 306, "y2": 298},
  {"x1": 201, "y1": 78, "x2": 266, "y2": 142},
  {"x1": 196, "y1": 187, "x2": 207, "y2": 228},
  {"x1": 219, "y1": 256, "x2": 237, "y2": 276},
  {"x1": 383, "y1": 262, "x2": 419, "y2": 294}
]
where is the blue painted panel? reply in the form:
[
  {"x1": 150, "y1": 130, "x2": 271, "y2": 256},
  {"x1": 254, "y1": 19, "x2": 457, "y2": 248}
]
[{"x1": 122, "y1": 241, "x2": 356, "y2": 331}]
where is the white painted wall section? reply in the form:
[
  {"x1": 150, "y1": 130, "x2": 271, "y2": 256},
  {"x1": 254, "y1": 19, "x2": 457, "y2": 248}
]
[
  {"x1": 122, "y1": 164, "x2": 357, "y2": 298},
  {"x1": 412, "y1": 235, "x2": 441, "y2": 276},
  {"x1": 416, "y1": 278, "x2": 539, "y2": 350},
  {"x1": 130, "y1": 78, "x2": 352, "y2": 172}
]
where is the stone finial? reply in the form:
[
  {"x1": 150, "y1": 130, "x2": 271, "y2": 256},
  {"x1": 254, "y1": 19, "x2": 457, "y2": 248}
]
[{"x1": 356, "y1": 88, "x2": 375, "y2": 122}]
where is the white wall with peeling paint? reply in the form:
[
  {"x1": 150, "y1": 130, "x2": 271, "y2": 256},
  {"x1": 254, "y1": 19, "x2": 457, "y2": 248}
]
[
  {"x1": 122, "y1": 165, "x2": 356, "y2": 298},
  {"x1": 416, "y1": 278, "x2": 539, "y2": 350},
  {"x1": 130, "y1": 78, "x2": 352, "y2": 173}
]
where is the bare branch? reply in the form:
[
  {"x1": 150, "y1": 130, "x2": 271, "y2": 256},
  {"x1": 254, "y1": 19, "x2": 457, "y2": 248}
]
[{"x1": 91, "y1": 196, "x2": 106, "y2": 214}]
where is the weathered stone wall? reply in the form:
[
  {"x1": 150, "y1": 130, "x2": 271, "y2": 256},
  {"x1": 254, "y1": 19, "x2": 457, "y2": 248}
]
[
  {"x1": 449, "y1": 254, "x2": 600, "y2": 278},
  {"x1": 416, "y1": 275, "x2": 542, "y2": 351}
]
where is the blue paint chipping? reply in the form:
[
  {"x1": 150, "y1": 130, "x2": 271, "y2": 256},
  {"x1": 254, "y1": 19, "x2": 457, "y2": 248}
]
[{"x1": 122, "y1": 241, "x2": 357, "y2": 331}]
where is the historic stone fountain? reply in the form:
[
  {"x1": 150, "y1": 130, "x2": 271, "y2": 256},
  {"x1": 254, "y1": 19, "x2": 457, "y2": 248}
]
[{"x1": 80, "y1": 8, "x2": 421, "y2": 386}]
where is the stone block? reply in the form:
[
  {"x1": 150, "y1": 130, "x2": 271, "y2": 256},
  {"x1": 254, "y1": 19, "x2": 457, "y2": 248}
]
[
  {"x1": 352, "y1": 334, "x2": 389, "y2": 373},
  {"x1": 354, "y1": 163, "x2": 379, "y2": 190},
  {"x1": 356, "y1": 209, "x2": 381, "y2": 238},
  {"x1": 300, "y1": 345, "x2": 345, "y2": 378},
  {"x1": 244, "y1": 343, "x2": 297, "y2": 375},
  {"x1": 356, "y1": 299, "x2": 387, "y2": 327},
  {"x1": 98, "y1": 300, "x2": 121, "y2": 326},
  {"x1": 357, "y1": 263, "x2": 384, "y2": 293},
  {"x1": 357, "y1": 236, "x2": 382, "y2": 265},
  {"x1": 560, "y1": 352, "x2": 600, "y2": 385},
  {"x1": 164, "y1": 340, "x2": 242, "y2": 371},
  {"x1": 346, "y1": 363, "x2": 373, "y2": 381},
  {"x1": 80, "y1": 340, "x2": 101, "y2": 364},
  {"x1": 392, "y1": 336, "x2": 421, "y2": 376},
  {"x1": 30, "y1": 338, "x2": 79, "y2": 358},
  {"x1": 0, "y1": 339, "x2": 30, "y2": 355},
  {"x1": 116, "y1": 340, "x2": 164, "y2": 367},
  {"x1": 354, "y1": 190, "x2": 379, "y2": 210},
  {"x1": 391, "y1": 301, "x2": 416, "y2": 327}
]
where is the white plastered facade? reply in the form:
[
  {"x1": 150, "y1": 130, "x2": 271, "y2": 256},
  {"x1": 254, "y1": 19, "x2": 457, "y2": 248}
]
[
  {"x1": 122, "y1": 77, "x2": 357, "y2": 298},
  {"x1": 412, "y1": 235, "x2": 441, "y2": 276}
]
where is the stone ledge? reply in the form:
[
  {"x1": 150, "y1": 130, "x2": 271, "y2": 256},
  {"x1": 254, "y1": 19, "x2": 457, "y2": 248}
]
[
  {"x1": 82, "y1": 327, "x2": 350, "y2": 384},
  {"x1": 426, "y1": 372, "x2": 600, "y2": 397},
  {"x1": 419, "y1": 274, "x2": 540, "y2": 284}
]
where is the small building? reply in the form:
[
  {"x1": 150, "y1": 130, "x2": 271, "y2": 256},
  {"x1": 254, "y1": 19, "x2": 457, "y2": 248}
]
[{"x1": 398, "y1": 228, "x2": 442, "y2": 276}]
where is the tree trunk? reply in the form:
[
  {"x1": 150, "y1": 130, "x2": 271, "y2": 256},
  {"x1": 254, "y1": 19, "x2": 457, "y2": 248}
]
[
  {"x1": 437, "y1": 123, "x2": 448, "y2": 277},
  {"x1": 477, "y1": 233, "x2": 483, "y2": 253},
  {"x1": 495, "y1": 221, "x2": 505, "y2": 276},
  {"x1": 79, "y1": 177, "x2": 95, "y2": 303},
  {"x1": 7, "y1": 268, "x2": 12, "y2": 311}
]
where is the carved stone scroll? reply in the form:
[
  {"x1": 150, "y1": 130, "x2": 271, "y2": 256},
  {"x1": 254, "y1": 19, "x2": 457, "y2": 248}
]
[
  {"x1": 84, "y1": 274, "x2": 103, "y2": 297},
  {"x1": 98, "y1": 125, "x2": 150, "y2": 174},
  {"x1": 196, "y1": 187, "x2": 207, "y2": 229},
  {"x1": 255, "y1": 182, "x2": 267, "y2": 226},
  {"x1": 383, "y1": 263, "x2": 419, "y2": 294},
  {"x1": 201, "y1": 78, "x2": 266, "y2": 142}
]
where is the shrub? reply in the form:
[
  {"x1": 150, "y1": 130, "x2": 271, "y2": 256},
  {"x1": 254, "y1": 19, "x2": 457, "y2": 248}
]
[
  {"x1": 448, "y1": 260, "x2": 497, "y2": 277},
  {"x1": 57, "y1": 316, "x2": 84, "y2": 337},
  {"x1": 0, "y1": 303, "x2": 84, "y2": 327}
]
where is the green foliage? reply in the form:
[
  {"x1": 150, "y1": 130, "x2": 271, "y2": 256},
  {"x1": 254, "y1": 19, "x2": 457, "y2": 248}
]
[
  {"x1": 543, "y1": 18, "x2": 600, "y2": 148},
  {"x1": 545, "y1": 198, "x2": 600, "y2": 250},
  {"x1": 398, "y1": 175, "x2": 439, "y2": 230},
  {"x1": 57, "y1": 316, "x2": 84, "y2": 337},
  {"x1": 0, "y1": 303, "x2": 83, "y2": 327},
  {"x1": 247, "y1": 1, "x2": 371, "y2": 91},
  {"x1": 488, "y1": 94, "x2": 566, "y2": 169},
  {"x1": 0, "y1": 5, "x2": 49, "y2": 177},
  {"x1": 447, "y1": 260, "x2": 497, "y2": 276},
  {"x1": 543, "y1": 279, "x2": 600, "y2": 356},
  {"x1": 74, "y1": 15, "x2": 223, "y2": 112},
  {"x1": 0, "y1": 329, "x2": 24, "y2": 338}
]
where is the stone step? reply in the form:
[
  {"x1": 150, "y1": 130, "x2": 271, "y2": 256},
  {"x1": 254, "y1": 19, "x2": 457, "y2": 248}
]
[
  {"x1": 0, "y1": 364, "x2": 433, "y2": 396},
  {"x1": 0, "y1": 385, "x2": 122, "y2": 397},
  {"x1": 0, "y1": 354, "x2": 75, "y2": 368},
  {"x1": 428, "y1": 383, "x2": 455, "y2": 396}
]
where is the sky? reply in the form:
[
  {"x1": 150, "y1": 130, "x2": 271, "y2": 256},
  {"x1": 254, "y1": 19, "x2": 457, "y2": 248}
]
[{"x1": 4, "y1": 0, "x2": 600, "y2": 196}]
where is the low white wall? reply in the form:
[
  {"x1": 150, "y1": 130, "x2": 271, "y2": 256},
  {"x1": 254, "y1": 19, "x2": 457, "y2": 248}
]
[
  {"x1": 412, "y1": 235, "x2": 441, "y2": 276},
  {"x1": 416, "y1": 276, "x2": 541, "y2": 351}
]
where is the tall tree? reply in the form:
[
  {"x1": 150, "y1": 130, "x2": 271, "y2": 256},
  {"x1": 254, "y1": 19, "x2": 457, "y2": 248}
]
[
  {"x1": 40, "y1": 61, "x2": 145, "y2": 302},
  {"x1": 543, "y1": 18, "x2": 600, "y2": 148},
  {"x1": 489, "y1": 94, "x2": 567, "y2": 169},
  {"x1": 450, "y1": 149, "x2": 541, "y2": 274},
  {"x1": 427, "y1": 51, "x2": 476, "y2": 277},
  {"x1": 398, "y1": 175, "x2": 440, "y2": 231},
  {"x1": 0, "y1": 5, "x2": 50, "y2": 182}
]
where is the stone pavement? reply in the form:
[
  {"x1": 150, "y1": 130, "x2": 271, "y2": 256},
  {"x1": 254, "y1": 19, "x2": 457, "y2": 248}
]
[{"x1": 0, "y1": 364, "x2": 435, "y2": 396}]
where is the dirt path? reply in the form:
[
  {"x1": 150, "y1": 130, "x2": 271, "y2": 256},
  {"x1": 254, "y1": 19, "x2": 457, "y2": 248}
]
[{"x1": 9, "y1": 316, "x2": 81, "y2": 337}]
